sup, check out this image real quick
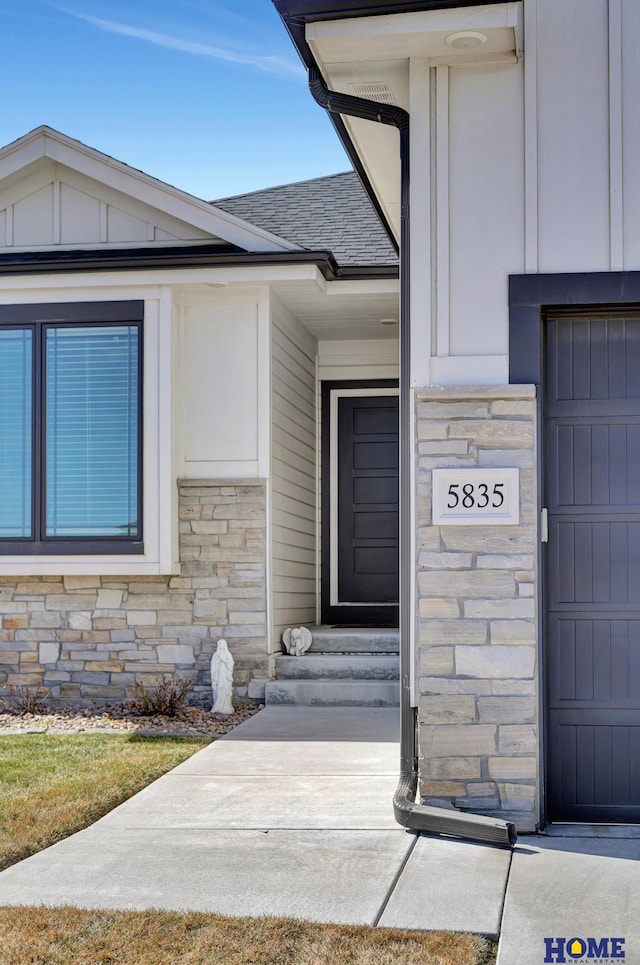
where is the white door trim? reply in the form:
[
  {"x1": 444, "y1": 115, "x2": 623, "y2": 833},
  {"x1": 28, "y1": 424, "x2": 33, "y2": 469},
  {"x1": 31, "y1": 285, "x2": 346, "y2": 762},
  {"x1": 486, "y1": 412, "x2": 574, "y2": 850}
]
[{"x1": 329, "y1": 386, "x2": 400, "y2": 607}]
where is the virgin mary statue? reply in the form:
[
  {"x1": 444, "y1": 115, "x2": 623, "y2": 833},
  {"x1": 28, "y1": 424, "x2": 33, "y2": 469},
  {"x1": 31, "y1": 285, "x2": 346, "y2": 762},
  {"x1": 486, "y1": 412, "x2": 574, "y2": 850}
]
[{"x1": 211, "y1": 639, "x2": 234, "y2": 715}]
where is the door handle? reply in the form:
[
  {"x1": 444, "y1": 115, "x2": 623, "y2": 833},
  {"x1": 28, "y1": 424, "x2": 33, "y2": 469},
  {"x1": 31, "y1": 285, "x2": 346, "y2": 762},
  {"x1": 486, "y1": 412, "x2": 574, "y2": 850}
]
[{"x1": 541, "y1": 507, "x2": 548, "y2": 543}]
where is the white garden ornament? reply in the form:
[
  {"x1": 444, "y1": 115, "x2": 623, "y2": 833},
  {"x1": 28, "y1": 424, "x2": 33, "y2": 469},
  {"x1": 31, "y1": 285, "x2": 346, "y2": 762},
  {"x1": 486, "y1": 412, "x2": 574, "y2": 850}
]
[
  {"x1": 282, "y1": 626, "x2": 312, "y2": 656},
  {"x1": 210, "y1": 638, "x2": 234, "y2": 714}
]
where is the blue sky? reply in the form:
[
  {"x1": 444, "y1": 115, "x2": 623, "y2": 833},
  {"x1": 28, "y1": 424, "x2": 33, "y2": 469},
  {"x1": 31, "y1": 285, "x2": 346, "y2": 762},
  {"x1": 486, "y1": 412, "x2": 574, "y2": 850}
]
[{"x1": 1, "y1": 0, "x2": 351, "y2": 200}]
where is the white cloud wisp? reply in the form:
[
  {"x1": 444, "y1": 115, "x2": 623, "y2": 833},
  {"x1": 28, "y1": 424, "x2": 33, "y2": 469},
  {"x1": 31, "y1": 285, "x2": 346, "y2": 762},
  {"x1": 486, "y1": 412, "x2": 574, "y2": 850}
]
[{"x1": 56, "y1": 7, "x2": 306, "y2": 80}]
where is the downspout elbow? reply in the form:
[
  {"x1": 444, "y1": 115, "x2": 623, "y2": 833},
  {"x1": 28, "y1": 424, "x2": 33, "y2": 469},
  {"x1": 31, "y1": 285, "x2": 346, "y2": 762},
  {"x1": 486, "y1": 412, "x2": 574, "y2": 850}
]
[
  {"x1": 309, "y1": 67, "x2": 409, "y2": 131},
  {"x1": 394, "y1": 767, "x2": 517, "y2": 848}
]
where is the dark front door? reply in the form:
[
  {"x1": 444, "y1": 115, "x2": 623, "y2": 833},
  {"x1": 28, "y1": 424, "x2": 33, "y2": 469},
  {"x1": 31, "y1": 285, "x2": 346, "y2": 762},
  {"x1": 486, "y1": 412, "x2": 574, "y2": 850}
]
[
  {"x1": 321, "y1": 382, "x2": 399, "y2": 625},
  {"x1": 545, "y1": 312, "x2": 640, "y2": 822}
]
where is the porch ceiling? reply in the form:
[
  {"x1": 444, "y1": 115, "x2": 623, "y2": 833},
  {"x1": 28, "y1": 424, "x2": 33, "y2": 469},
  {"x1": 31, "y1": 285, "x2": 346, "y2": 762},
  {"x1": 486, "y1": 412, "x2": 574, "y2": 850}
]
[{"x1": 273, "y1": 276, "x2": 400, "y2": 340}]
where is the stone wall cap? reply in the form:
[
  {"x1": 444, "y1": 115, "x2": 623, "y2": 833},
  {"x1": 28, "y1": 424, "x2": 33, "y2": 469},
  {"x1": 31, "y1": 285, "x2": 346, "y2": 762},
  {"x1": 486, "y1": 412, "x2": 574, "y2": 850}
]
[
  {"x1": 416, "y1": 385, "x2": 536, "y2": 401},
  {"x1": 178, "y1": 478, "x2": 267, "y2": 488}
]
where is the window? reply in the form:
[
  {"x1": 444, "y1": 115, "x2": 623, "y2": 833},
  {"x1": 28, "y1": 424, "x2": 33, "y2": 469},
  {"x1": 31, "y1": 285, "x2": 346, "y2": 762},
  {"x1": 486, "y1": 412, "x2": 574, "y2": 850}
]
[{"x1": 0, "y1": 301, "x2": 143, "y2": 554}]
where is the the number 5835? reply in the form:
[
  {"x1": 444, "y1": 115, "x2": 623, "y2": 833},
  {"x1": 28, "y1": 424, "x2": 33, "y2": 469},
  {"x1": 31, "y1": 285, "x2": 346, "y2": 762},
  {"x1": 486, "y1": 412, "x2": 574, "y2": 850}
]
[{"x1": 446, "y1": 482, "x2": 505, "y2": 510}]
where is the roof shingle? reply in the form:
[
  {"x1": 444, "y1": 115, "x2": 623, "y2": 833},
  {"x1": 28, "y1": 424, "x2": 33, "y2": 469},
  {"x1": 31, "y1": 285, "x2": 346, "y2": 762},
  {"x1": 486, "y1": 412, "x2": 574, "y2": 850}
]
[{"x1": 212, "y1": 171, "x2": 398, "y2": 269}]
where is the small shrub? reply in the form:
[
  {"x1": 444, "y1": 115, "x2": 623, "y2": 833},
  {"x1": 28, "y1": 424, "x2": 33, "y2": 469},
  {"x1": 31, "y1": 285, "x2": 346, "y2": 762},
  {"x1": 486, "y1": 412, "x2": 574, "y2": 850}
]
[
  {"x1": 0, "y1": 683, "x2": 50, "y2": 715},
  {"x1": 128, "y1": 676, "x2": 193, "y2": 717}
]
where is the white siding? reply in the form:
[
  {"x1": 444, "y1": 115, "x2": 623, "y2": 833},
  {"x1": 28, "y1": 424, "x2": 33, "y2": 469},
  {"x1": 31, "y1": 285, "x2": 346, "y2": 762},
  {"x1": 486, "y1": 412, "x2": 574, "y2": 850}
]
[
  {"x1": 530, "y1": 0, "x2": 640, "y2": 273},
  {"x1": 404, "y1": 0, "x2": 640, "y2": 382},
  {"x1": 448, "y1": 62, "x2": 524, "y2": 357},
  {"x1": 318, "y1": 338, "x2": 399, "y2": 381},
  {"x1": 410, "y1": 54, "x2": 525, "y2": 378},
  {"x1": 621, "y1": 1, "x2": 640, "y2": 267},
  {"x1": 0, "y1": 160, "x2": 217, "y2": 249},
  {"x1": 60, "y1": 183, "x2": 101, "y2": 245},
  {"x1": 179, "y1": 289, "x2": 269, "y2": 478},
  {"x1": 270, "y1": 294, "x2": 318, "y2": 640},
  {"x1": 536, "y1": 0, "x2": 610, "y2": 272},
  {"x1": 13, "y1": 184, "x2": 54, "y2": 246}
]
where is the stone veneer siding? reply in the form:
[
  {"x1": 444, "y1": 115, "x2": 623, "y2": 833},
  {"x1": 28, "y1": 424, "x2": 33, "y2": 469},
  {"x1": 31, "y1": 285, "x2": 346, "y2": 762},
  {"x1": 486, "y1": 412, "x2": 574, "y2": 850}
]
[
  {"x1": 416, "y1": 385, "x2": 539, "y2": 833},
  {"x1": 0, "y1": 480, "x2": 268, "y2": 706}
]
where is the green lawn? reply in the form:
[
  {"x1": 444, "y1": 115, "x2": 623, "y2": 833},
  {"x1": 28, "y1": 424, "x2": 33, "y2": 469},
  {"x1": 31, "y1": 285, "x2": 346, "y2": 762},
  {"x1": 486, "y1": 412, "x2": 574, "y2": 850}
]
[{"x1": 0, "y1": 733, "x2": 209, "y2": 871}]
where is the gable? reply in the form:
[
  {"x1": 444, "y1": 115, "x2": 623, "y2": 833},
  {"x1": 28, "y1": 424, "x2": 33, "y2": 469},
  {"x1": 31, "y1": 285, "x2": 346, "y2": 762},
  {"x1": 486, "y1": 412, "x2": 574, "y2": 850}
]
[
  {"x1": 0, "y1": 128, "x2": 300, "y2": 254},
  {"x1": 0, "y1": 160, "x2": 217, "y2": 249}
]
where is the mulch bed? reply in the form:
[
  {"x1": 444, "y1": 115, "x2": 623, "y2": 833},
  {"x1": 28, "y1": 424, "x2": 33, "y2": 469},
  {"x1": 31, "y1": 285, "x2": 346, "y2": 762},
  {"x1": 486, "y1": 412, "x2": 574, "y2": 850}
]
[{"x1": 0, "y1": 702, "x2": 262, "y2": 737}]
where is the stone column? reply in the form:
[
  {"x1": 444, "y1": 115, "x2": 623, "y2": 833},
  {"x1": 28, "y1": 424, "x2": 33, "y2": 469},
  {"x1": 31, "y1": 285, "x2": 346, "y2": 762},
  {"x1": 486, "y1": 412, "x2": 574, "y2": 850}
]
[
  {"x1": 415, "y1": 385, "x2": 539, "y2": 832},
  {"x1": 178, "y1": 479, "x2": 268, "y2": 701}
]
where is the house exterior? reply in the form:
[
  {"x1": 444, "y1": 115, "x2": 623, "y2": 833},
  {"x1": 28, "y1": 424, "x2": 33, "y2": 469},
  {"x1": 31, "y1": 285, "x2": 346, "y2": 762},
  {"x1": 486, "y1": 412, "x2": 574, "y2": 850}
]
[
  {"x1": 273, "y1": 0, "x2": 640, "y2": 833},
  {"x1": 0, "y1": 127, "x2": 399, "y2": 706}
]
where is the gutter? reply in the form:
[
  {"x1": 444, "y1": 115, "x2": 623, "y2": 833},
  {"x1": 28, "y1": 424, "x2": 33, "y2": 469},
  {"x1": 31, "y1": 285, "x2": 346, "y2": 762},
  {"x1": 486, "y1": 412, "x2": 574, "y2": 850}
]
[
  {"x1": 309, "y1": 66, "x2": 516, "y2": 849},
  {"x1": 0, "y1": 244, "x2": 339, "y2": 279},
  {"x1": 0, "y1": 244, "x2": 398, "y2": 283},
  {"x1": 276, "y1": 1, "x2": 510, "y2": 18}
]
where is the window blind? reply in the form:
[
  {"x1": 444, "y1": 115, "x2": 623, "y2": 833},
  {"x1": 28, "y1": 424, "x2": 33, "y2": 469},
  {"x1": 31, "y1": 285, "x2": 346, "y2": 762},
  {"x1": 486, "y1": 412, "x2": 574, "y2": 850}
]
[
  {"x1": 45, "y1": 325, "x2": 139, "y2": 538},
  {"x1": 0, "y1": 329, "x2": 32, "y2": 538}
]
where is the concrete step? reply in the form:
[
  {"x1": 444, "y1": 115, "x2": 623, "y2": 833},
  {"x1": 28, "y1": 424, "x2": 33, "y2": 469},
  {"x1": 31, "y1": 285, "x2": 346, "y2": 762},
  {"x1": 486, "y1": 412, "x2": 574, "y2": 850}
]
[
  {"x1": 265, "y1": 679, "x2": 399, "y2": 707},
  {"x1": 304, "y1": 626, "x2": 399, "y2": 654},
  {"x1": 275, "y1": 653, "x2": 399, "y2": 681}
]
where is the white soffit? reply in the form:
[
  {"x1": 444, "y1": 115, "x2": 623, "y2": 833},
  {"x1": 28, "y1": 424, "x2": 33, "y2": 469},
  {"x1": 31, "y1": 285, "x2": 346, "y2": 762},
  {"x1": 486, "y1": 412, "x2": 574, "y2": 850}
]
[
  {"x1": 306, "y1": 3, "x2": 520, "y2": 69},
  {"x1": 306, "y1": 3, "x2": 521, "y2": 240},
  {"x1": 0, "y1": 127, "x2": 301, "y2": 253},
  {"x1": 272, "y1": 276, "x2": 400, "y2": 341},
  {"x1": 343, "y1": 114, "x2": 402, "y2": 240}
]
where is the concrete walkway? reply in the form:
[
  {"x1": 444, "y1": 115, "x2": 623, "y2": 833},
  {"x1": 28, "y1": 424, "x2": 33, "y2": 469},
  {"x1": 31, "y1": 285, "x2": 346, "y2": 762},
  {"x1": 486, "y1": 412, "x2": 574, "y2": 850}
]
[
  {"x1": 0, "y1": 706, "x2": 509, "y2": 934},
  {"x1": 1, "y1": 706, "x2": 639, "y2": 959},
  {"x1": 497, "y1": 834, "x2": 640, "y2": 964}
]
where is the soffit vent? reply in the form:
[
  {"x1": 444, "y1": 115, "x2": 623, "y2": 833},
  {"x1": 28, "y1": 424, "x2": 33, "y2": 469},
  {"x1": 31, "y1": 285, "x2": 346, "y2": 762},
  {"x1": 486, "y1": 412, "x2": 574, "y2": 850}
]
[{"x1": 348, "y1": 82, "x2": 396, "y2": 105}]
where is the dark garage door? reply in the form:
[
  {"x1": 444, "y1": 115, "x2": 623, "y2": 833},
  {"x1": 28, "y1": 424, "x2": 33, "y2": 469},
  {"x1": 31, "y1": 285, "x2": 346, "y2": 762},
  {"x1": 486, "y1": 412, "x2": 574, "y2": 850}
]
[{"x1": 546, "y1": 312, "x2": 640, "y2": 822}]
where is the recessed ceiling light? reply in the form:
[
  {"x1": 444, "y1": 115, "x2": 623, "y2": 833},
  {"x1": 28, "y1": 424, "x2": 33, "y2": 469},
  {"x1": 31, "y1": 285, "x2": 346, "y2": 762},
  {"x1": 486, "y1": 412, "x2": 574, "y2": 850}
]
[{"x1": 445, "y1": 30, "x2": 487, "y2": 49}]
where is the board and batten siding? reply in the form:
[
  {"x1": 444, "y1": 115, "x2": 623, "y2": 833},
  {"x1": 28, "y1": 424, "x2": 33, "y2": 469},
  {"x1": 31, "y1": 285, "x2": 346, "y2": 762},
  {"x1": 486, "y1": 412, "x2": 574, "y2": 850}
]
[
  {"x1": 417, "y1": 58, "x2": 524, "y2": 386},
  {"x1": 532, "y1": 0, "x2": 640, "y2": 274},
  {"x1": 270, "y1": 294, "x2": 318, "y2": 643},
  {"x1": 178, "y1": 288, "x2": 270, "y2": 480},
  {"x1": 535, "y1": 0, "x2": 610, "y2": 273},
  {"x1": 0, "y1": 160, "x2": 215, "y2": 248},
  {"x1": 412, "y1": 0, "x2": 640, "y2": 386},
  {"x1": 447, "y1": 61, "x2": 524, "y2": 360}
]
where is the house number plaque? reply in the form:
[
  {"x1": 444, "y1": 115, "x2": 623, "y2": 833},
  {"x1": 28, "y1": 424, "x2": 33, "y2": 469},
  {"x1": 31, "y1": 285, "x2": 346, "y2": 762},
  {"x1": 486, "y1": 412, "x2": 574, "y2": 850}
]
[{"x1": 432, "y1": 468, "x2": 520, "y2": 525}]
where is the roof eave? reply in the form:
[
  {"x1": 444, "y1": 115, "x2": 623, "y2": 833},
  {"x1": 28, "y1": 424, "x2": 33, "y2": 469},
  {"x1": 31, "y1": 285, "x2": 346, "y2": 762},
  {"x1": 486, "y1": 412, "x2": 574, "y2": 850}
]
[
  {"x1": 273, "y1": 0, "x2": 512, "y2": 21},
  {"x1": 0, "y1": 126, "x2": 302, "y2": 255},
  {"x1": 279, "y1": 18, "x2": 405, "y2": 249},
  {"x1": 273, "y1": 0, "x2": 515, "y2": 242},
  {"x1": 0, "y1": 243, "x2": 400, "y2": 281},
  {"x1": 273, "y1": 10, "x2": 400, "y2": 252}
]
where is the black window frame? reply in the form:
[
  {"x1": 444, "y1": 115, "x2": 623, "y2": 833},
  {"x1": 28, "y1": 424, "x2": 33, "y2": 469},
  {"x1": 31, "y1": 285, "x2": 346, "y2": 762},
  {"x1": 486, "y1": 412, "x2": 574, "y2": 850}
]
[{"x1": 0, "y1": 300, "x2": 144, "y2": 556}]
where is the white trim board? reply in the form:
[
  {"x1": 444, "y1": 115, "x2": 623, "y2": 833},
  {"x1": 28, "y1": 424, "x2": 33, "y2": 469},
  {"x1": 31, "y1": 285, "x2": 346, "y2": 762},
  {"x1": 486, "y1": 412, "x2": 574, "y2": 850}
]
[
  {"x1": 0, "y1": 292, "x2": 174, "y2": 576},
  {"x1": 328, "y1": 386, "x2": 399, "y2": 608}
]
